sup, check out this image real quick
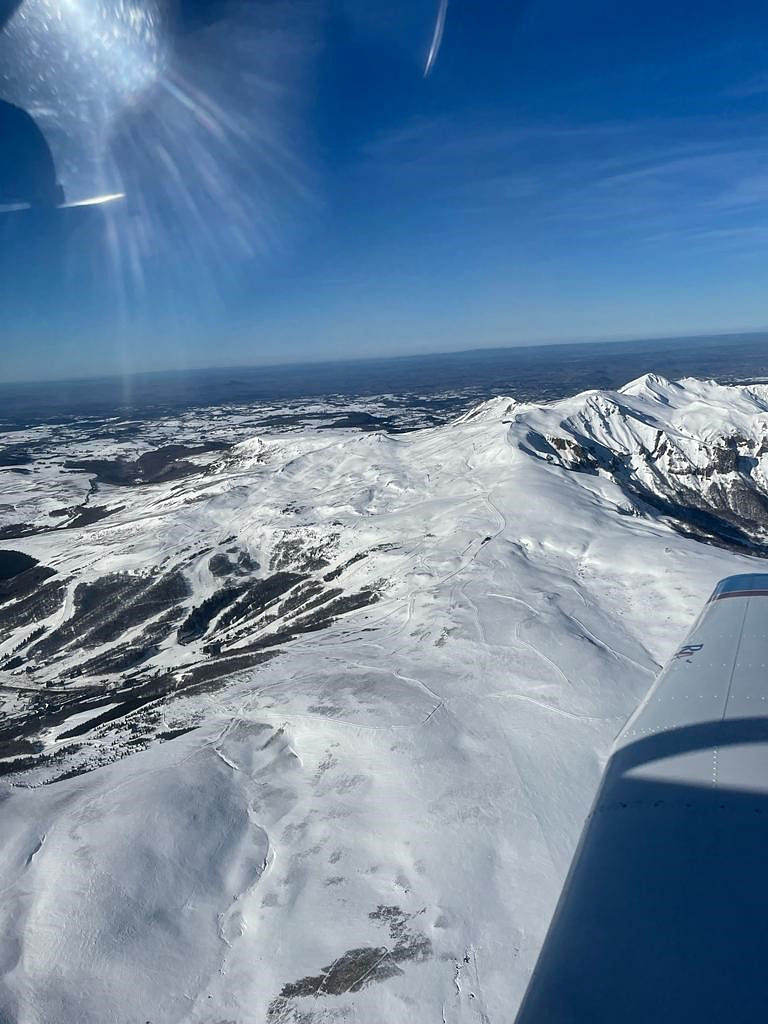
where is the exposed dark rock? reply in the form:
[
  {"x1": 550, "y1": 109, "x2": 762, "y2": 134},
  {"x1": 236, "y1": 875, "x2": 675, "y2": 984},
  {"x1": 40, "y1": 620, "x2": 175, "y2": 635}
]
[
  {"x1": 524, "y1": 418, "x2": 768, "y2": 555},
  {"x1": 277, "y1": 946, "x2": 400, "y2": 1000},
  {"x1": 268, "y1": 905, "x2": 431, "y2": 1018}
]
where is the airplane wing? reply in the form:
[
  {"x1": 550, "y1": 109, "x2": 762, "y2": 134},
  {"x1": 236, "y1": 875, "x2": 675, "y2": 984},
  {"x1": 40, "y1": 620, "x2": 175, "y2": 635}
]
[{"x1": 514, "y1": 572, "x2": 768, "y2": 1024}]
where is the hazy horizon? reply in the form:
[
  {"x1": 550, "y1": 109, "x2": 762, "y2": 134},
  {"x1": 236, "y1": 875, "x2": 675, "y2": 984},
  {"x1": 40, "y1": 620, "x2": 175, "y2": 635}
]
[{"x1": 3, "y1": 327, "x2": 768, "y2": 388}]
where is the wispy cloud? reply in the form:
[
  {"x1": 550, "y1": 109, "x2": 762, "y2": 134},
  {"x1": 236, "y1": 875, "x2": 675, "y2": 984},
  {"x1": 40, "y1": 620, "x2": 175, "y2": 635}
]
[
  {"x1": 357, "y1": 112, "x2": 768, "y2": 249},
  {"x1": 713, "y1": 172, "x2": 768, "y2": 208}
]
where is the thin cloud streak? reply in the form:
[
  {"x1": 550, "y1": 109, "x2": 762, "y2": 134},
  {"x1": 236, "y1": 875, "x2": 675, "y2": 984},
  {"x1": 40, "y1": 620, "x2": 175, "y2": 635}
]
[{"x1": 354, "y1": 110, "x2": 768, "y2": 254}]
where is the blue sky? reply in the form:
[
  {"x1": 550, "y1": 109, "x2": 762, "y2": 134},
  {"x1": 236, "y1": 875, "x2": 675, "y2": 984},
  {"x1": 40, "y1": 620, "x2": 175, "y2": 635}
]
[{"x1": 2, "y1": 0, "x2": 768, "y2": 381}]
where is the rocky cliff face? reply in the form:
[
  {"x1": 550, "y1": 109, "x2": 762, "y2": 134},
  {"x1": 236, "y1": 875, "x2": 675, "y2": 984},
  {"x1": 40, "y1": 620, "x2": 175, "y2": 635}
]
[{"x1": 516, "y1": 374, "x2": 768, "y2": 551}]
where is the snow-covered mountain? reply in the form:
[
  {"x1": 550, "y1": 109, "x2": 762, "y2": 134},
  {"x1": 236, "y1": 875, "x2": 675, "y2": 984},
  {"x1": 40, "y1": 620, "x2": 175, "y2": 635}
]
[
  {"x1": 520, "y1": 374, "x2": 768, "y2": 550},
  {"x1": 1, "y1": 375, "x2": 766, "y2": 1022}
]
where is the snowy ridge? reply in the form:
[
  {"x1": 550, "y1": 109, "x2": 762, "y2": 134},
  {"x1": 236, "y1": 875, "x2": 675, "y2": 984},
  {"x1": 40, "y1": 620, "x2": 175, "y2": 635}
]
[
  {"x1": 0, "y1": 376, "x2": 766, "y2": 1021},
  {"x1": 518, "y1": 374, "x2": 768, "y2": 550},
  {"x1": 454, "y1": 395, "x2": 517, "y2": 423}
]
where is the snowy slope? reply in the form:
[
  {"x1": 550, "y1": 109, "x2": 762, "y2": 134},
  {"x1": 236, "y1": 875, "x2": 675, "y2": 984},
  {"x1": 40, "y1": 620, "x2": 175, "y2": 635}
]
[{"x1": 0, "y1": 375, "x2": 766, "y2": 1022}]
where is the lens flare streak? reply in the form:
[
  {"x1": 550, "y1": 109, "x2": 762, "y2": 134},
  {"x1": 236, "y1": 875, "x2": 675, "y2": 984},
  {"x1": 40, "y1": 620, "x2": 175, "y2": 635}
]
[
  {"x1": 61, "y1": 192, "x2": 125, "y2": 208},
  {"x1": 0, "y1": 0, "x2": 166, "y2": 201},
  {"x1": 424, "y1": 0, "x2": 448, "y2": 77}
]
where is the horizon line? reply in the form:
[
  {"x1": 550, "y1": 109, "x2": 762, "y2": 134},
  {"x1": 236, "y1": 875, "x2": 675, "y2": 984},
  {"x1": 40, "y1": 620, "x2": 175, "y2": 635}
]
[{"x1": 2, "y1": 326, "x2": 767, "y2": 388}]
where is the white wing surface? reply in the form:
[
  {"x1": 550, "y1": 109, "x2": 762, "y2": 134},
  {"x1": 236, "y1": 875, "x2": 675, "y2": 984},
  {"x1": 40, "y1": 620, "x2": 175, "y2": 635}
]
[{"x1": 515, "y1": 573, "x2": 768, "y2": 1023}]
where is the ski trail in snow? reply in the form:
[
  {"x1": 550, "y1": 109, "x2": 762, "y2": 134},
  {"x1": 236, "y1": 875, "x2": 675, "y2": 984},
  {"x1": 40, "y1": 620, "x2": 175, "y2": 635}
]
[
  {"x1": 393, "y1": 665, "x2": 444, "y2": 704},
  {"x1": 24, "y1": 834, "x2": 45, "y2": 867},
  {"x1": 490, "y1": 692, "x2": 601, "y2": 721},
  {"x1": 568, "y1": 611, "x2": 654, "y2": 674},
  {"x1": 421, "y1": 700, "x2": 446, "y2": 726},
  {"x1": 491, "y1": 592, "x2": 572, "y2": 687},
  {"x1": 212, "y1": 745, "x2": 240, "y2": 771}
]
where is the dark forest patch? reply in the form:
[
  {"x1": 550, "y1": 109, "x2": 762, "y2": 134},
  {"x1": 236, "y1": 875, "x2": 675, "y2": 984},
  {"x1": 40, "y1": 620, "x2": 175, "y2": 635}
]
[
  {"x1": 0, "y1": 578, "x2": 65, "y2": 631},
  {"x1": 177, "y1": 584, "x2": 249, "y2": 645},
  {"x1": 0, "y1": 562, "x2": 57, "y2": 607},
  {"x1": 0, "y1": 647, "x2": 277, "y2": 773},
  {"x1": 66, "y1": 504, "x2": 123, "y2": 528},
  {"x1": 64, "y1": 442, "x2": 228, "y2": 487},
  {"x1": 321, "y1": 411, "x2": 398, "y2": 431},
  {"x1": 209, "y1": 553, "x2": 236, "y2": 577},
  {"x1": 0, "y1": 550, "x2": 38, "y2": 581},
  {"x1": 0, "y1": 523, "x2": 43, "y2": 540},
  {"x1": 0, "y1": 448, "x2": 32, "y2": 467},
  {"x1": 71, "y1": 607, "x2": 184, "y2": 677},
  {"x1": 28, "y1": 570, "x2": 190, "y2": 660},
  {"x1": 217, "y1": 573, "x2": 304, "y2": 633}
]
